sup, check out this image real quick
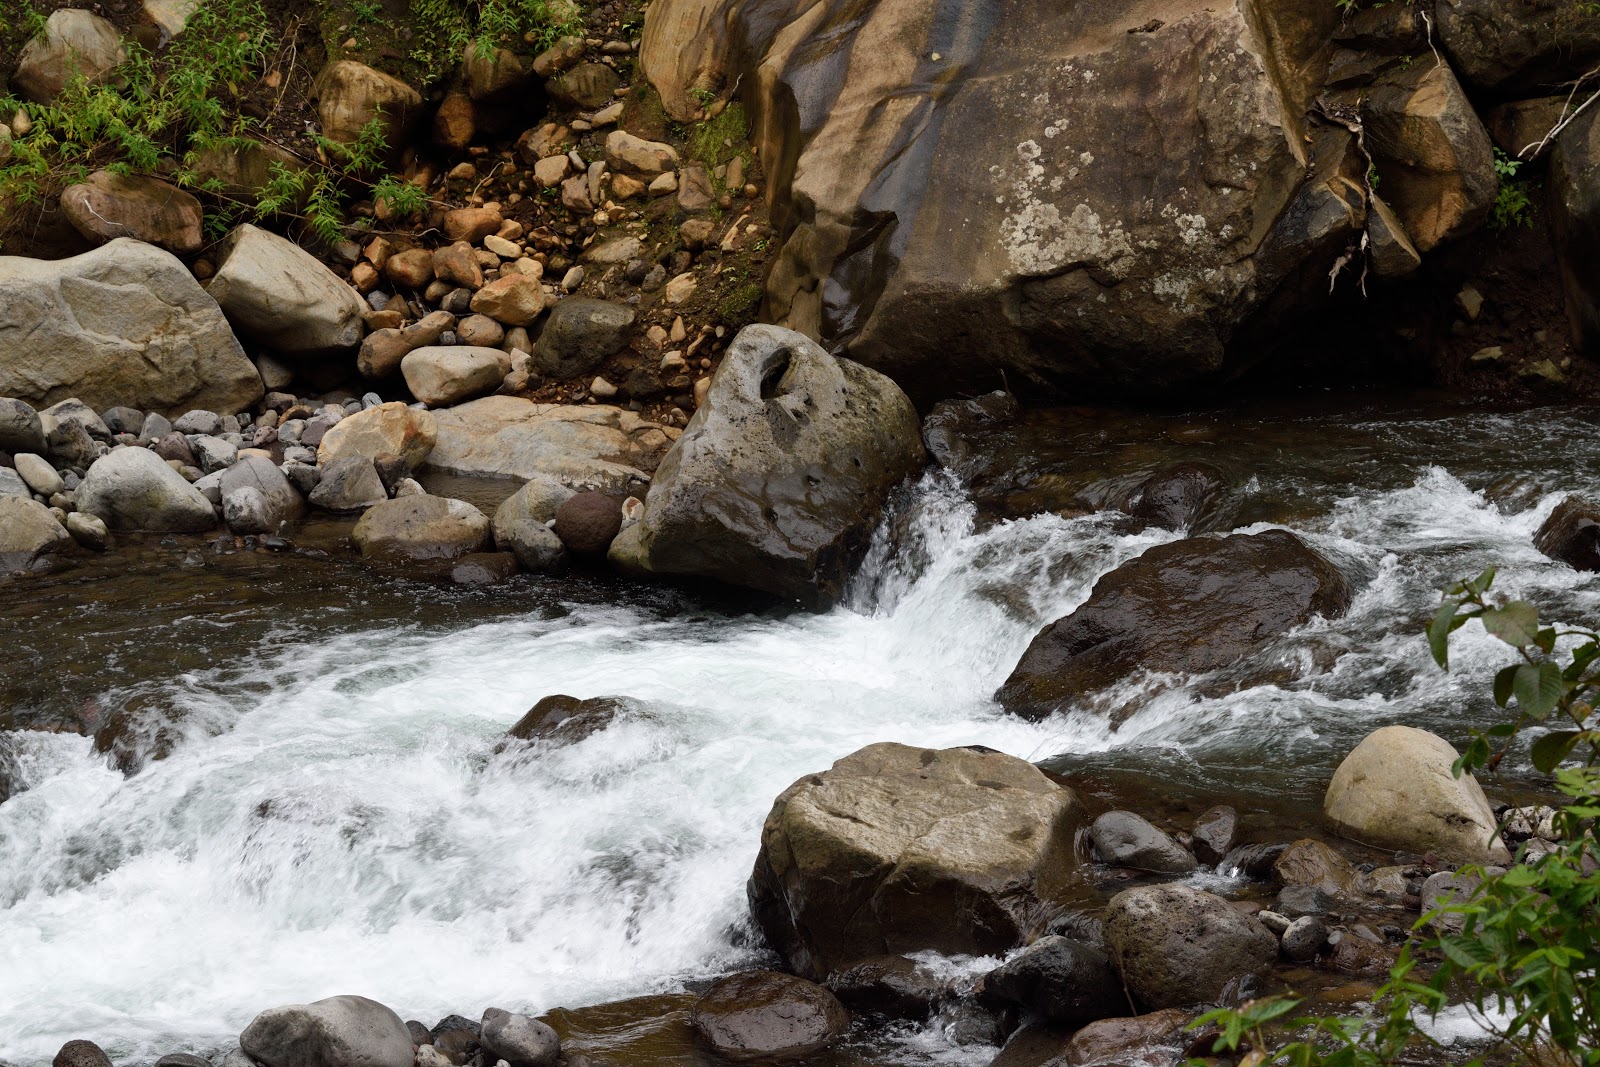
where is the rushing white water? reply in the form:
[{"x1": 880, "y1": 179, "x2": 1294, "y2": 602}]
[{"x1": 2, "y1": 414, "x2": 1599, "y2": 1064}]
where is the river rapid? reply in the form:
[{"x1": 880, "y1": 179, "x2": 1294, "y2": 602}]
[{"x1": 2, "y1": 397, "x2": 1597, "y2": 1066}]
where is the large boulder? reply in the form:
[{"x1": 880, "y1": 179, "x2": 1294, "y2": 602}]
[
  {"x1": 1103, "y1": 884, "x2": 1277, "y2": 1010},
  {"x1": 204, "y1": 224, "x2": 367, "y2": 355},
  {"x1": 996, "y1": 530, "x2": 1352, "y2": 719},
  {"x1": 977, "y1": 935, "x2": 1122, "y2": 1026},
  {"x1": 352, "y1": 496, "x2": 492, "y2": 560},
  {"x1": 0, "y1": 496, "x2": 72, "y2": 572},
  {"x1": 240, "y1": 995, "x2": 414, "y2": 1067},
  {"x1": 1437, "y1": 0, "x2": 1600, "y2": 94},
  {"x1": 1357, "y1": 58, "x2": 1497, "y2": 253},
  {"x1": 316, "y1": 402, "x2": 437, "y2": 472},
  {"x1": 530, "y1": 297, "x2": 635, "y2": 379},
  {"x1": 641, "y1": 0, "x2": 1352, "y2": 398},
  {"x1": 0, "y1": 398, "x2": 47, "y2": 454},
  {"x1": 312, "y1": 61, "x2": 421, "y2": 148},
  {"x1": 1323, "y1": 725, "x2": 1511, "y2": 864},
  {"x1": 623, "y1": 325, "x2": 924, "y2": 606},
  {"x1": 690, "y1": 972, "x2": 850, "y2": 1061},
  {"x1": 1550, "y1": 105, "x2": 1600, "y2": 355},
  {"x1": 401, "y1": 346, "x2": 509, "y2": 407},
  {"x1": 1533, "y1": 495, "x2": 1600, "y2": 571},
  {"x1": 425, "y1": 396, "x2": 672, "y2": 492},
  {"x1": 76, "y1": 447, "x2": 218, "y2": 532},
  {"x1": 14, "y1": 9, "x2": 126, "y2": 103},
  {"x1": 0, "y1": 239, "x2": 262, "y2": 416},
  {"x1": 749, "y1": 742, "x2": 1085, "y2": 980},
  {"x1": 59, "y1": 171, "x2": 204, "y2": 255}
]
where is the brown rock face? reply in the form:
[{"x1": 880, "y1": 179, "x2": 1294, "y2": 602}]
[
  {"x1": 1437, "y1": 0, "x2": 1600, "y2": 94},
  {"x1": 507, "y1": 695, "x2": 630, "y2": 745},
  {"x1": 552, "y1": 492, "x2": 623, "y2": 554},
  {"x1": 748, "y1": 742, "x2": 1085, "y2": 980},
  {"x1": 14, "y1": 10, "x2": 126, "y2": 103},
  {"x1": 313, "y1": 60, "x2": 421, "y2": 147},
  {"x1": 1533, "y1": 495, "x2": 1600, "y2": 571},
  {"x1": 60, "y1": 172, "x2": 204, "y2": 255},
  {"x1": 996, "y1": 530, "x2": 1352, "y2": 720},
  {"x1": 691, "y1": 972, "x2": 850, "y2": 1062},
  {"x1": 641, "y1": 0, "x2": 1355, "y2": 397}
]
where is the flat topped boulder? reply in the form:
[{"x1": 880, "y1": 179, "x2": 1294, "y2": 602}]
[
  {"x1": 997, "y1": 530, "x2": 1353, "y2": 720},
  {"x1": 691, "y1": 972, "x2": 850, "y2": 1061},
  {"x1": 425, "y1": 395, "x2": 673, "y2": 493},
  {"x1": 242, "y1": 995, "x2": 414, "y2": 1067},
  {"x1": 1324, "y1": 725, "x2": 1510, "y2": 864},
  {"x1": 0, "y1": 239, "x2": 262, "y2": 416},
  {"x1": 749, "y1": 742, "x2": 1085, "y2": 981},
  {"x1": 1104, "y1": 884, "x2": 1277, "y2": 1010},
  {"x1": 352, "y1": 495, "x2": 491, "y2": 560}
]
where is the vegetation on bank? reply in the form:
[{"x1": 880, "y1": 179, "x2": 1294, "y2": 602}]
[
  {"x1": 0, "y1": 0, "x2": 581, "y2": 250},
  {"x1": 1194, "y1": 571, "x2": 1600, "y2": 1066}
]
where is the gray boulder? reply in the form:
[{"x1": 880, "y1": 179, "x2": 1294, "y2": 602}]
[
  {"x1": 192, "y1": 435, "x2": 238, "y2": 475},
  {"x1": 1103, "y1": 884, "x2": 1277, "y2": 1010},
  {"x1": 205, "y1": 224, "x2": 367, "y2": 355},
  {"x1": 0, "y1": 398, "x2": 46, "y2": 454},
  {"x1": 44, "y1": 418, "x2": 99, "y2": 471},
  {"x1": 626, "y1": 325, "x2": 925, "y2": 607},
  {"x1": 240, "y1": 995, "x2": 414, "y2": 1067},
  {"x1": 401, "y1": 346, "x2": 508, "y2": 407},
  {"x1": 352, "y1": 496, "x2": 492, "y2": 560},
  {"x1": 491, "y1": 474, "x2": 572, "y2": 571},
  {"x1": 102, "y1": 406, "x2": 145, "y2": 435},
  {"x1": 224, "y1": 487, "x2": 274, "y2": 534},
  {"x1": 0, "y1": 239, "x2": 262, "y2": 416},
  {"x1": 40, "y1": 399, "x2": 112, "y2": 440},
  {"x1": 1090, "y1": 812, "x2": 1197, "y2": 874},
  {"x1": 978, "y1": 935, "x2": 1122, "y2": 1026},
  {"x1": 530, "y1": 297, "x2": 635, "y2": 379},
  {"x1": 0, "y1": 496, "x2": 72, "y2": 571},
  {"x1": 76, "y1": 447, "x2": 216, "y2": 532},
  {"x1": 309, "y1": 455, "x2": 388, "y2": 513},
  {"x1": 221, "y1": 455, "x2": 304, "y2": 529},
  {"x1": 0, "y1": 468, "x2": 29, "y2": 499},
  {"x1": 479, "y1": 1009, "x2": 559, "y2": 1067},
  {"x1": 66, "y1": 511, "x2": 109, "y2": 549},
  {"x1": 172, "y1": 410, "x2": 222, "y2": 436}
]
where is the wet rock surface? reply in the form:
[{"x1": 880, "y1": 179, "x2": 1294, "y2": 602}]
[
  {"x1": 690, "y1": 971, "x2": 849, "y2": 1061},
  {"x1": 241, "y1": 995, "x2": 414, "y2": 1067},
  {"x1": 1103, "y1": 884, "x2": 1277, "y2": 1010}
]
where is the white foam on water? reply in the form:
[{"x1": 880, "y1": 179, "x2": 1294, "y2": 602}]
[{"x1": 1, "y1": 458, "x2": 1596, "y2": 1065}]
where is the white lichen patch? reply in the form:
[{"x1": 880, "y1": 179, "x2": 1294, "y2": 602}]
[{"x1": 1175, "y1": 214, "x2": 1207, "y2": 246}]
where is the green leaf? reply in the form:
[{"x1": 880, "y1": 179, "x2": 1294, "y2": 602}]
[
  {"x1": 1430, "y1": 600, "x2": 1460, "y2": 669},
  {"x1": 1494, "y1": 665, "x2": 1520, "y2": 708},
  {"x1": 1481, "y1": 601, "x2": 1539, "y2": 648},
  {"x1": 1513, "y1": 661, "x2": 1565, "y2": 720},
  {"x1": 1532, "y1": 731, "x2": 1582, "y2": 773},
  {"x1": 1467, "y1": 567, "x2": 1497, "y2": 595}
]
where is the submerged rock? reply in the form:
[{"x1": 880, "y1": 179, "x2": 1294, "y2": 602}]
[
  {"x1": 625, "y1": 325, "x2": 925, "y2": 607},
  {"x1": 1090, "y1": 812, "x2": 1196, "y2": 874},
  {"x1": 825, "y1": 955, "x2": 952, "y2": 1020},
  {"x1": 997, "y1": 530, "x2": 1352, "y2": 719},
  {"x1": 690, "y1": 971, "x2": 850, "y2": 1061},
  {"x1": 506, "y1": 694, "x2": 630, "y2": 744},
  {"x1": 241, "y1": 995, "x2": 414, "y2": 1067},
  {"x1": 1124, "y1": 462, "x2": 1226, "y2": 533},
  {"x1": 749, "y1": 742, "x2": 1084, "y2": 980},
  {"x1": 1323, "y1": 725, "x2": 1510, "y2": 864},
  {"x1": 1103, "y1": 884, "x2": 1277, "y2": 1010}
]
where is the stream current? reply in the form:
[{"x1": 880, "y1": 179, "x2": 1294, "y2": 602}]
[{"x1": 1, "y1": 397, "x2": 1598, "y2": 1065}]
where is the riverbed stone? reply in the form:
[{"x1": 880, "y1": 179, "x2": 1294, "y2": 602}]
[
  {"x1": 66, "y1": 510, "x2": 108, "y2": 549},
  {"x1": 1062, "y1": 1010, "x2": 1193, "y2": 1067},
  {"x1": 1437, "y1": 0, "x2": 1600, "y2": 93},
  {"x1": 1126, "y1": 462, "x2": 1226, "y2": 533},
  {"x1": 220, "y1": 454, "x2": 303, "y2": 528},
  {"x1": 1533, "y1": 495, "x2": 1600, "y2": 571},
  {"x1": 359, "y1": 311, "x2": 457, "y2": 379},
  {"x1": 241, "y1": 994, "x2": 414, "y2": 1067},
  {"x1": 1324, "y1": 725, "x2": 1511, "y2": 864},
  {"x1": 76, "y1": 447, "x2": 216, "y2": 532},
  {"x1": 313, "y1": 60, "x2": 421, "y2": 148},
  {"x1": 470, "y1": 275, "x2": 549, "y2": 327},
  {"x1": 997, "y1": 530, "x2": 1352, "y2": 719},
  {"x1": 978, "y1": 934, "x2": 1122, "y2": 1026},
  {"x1": 402, "y1": 346, "x2": 509, "y2": 407},
  {"x1": 1090, "y1": 811, "x2": 1196, "y2": 874},
  {"x1": 205, "y1": 224, "x2": 367, "y2": 355},
  {"x1": 1273, "y1": 839, "x2": 1357, "y2": 898},
  {"x1": 1190, "y1": 805, "x2": 1239, "y2": 867},
  {"x1": 14, "y1": 453, "x2": 64, "y2": 496},
  {"x1": 223, "y1": 486, "x2": 274, "y2": 534},
  {"x1": 353, "y1": 496, "x2": 492, "y2": 560},
  {"x1": 530, "y1": 298, "x2": 635, "y2": 380},
  {"x1": 1103, "y1": 884, "x2": 1277, "y2": 1010},
  {"x1": 749, "y1": 742, "x2": 1085, "y2": 980},
  {"x1": 1280, "y1": 916, "x2": 1329, "y2": 962},
  {"x1": 690, "y1": 971, "x2": 850, "y2": 1061},
  {"x1": 192, "y1": 434, "x2": 238, "y2": 475},
  {"x1": 425, "y1": 397, "x2": 669, "y2": 491},
  {"x1": 308, "y1": 455, "x2": 388, "y2": 513},
  {"x1": 317, "y1": 403, "x2": 437, "y2": 472},
  {"x1": 0, "y1": 398, "x2": 47, "y2": 455},
  {"x1": 0, "y1": 496, "x2": 72, "y2": 571},
  {"x1": 0, "y1": 239, "x2": 262, "y2": 416},
  {"x1": 491, "y1": 475, "x2": 573, "y2": 571},
  {"x1": 479, "y1": 1009, "x2": 559, "y2": 1067},
  {"x1": 51, "y1": 1040, "x2": 113, "y2": 1067},
  {"x1": 552, "y1": 491, "x2": 621, "y2": 554},
  {"x1": 628, "y1": 324, "x2": 924, "y2": 607},
  {"x1": 825, "y1": 955, "x2": 952, "y2": 1020}
]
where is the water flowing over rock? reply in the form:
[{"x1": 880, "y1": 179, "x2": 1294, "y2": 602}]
[
  {"x1": 690, "y1": 972, "x2": 850, "y2": 1061},
  {"x1": 641, "y1": 0, "x2": 1357, "y2": 397},
  {"x1": 1323, "y1": 725, "x2": 1511, "y2": 864},
  {"x1": 997, "y1": 530, "x2": 1352, "y2": 719},
  {"x1": 621, "y1": 324, "x2": 923, "y2": 606},
  {"x1": 76, "y1": 447, "x2": 217, "y2": 532},
  {"x1": 748, "y1": 742, "x2": 1085, "y2": 981},
  {"x1": 240, "y1": 995, "x2": 415, "y2": 1067},
  {"x1": 205, "y1": 225, "x2": 368, "y2": 355},
  {"x1": 0, "y1": 240, "x2": 263, "y2": 416},
  {"x1": 1103, "y1": 884, "x2": 1277, "y2": 1010}
]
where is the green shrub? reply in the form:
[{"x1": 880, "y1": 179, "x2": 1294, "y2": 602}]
[
  {"x1": 1492, "y1": 149, "x2": 1535, "y2": 231},
  {"x1": 408, "y1": 0, "x2": 582, "y2": 83}
]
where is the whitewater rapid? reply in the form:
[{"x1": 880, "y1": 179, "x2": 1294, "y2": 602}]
[{"x1": 2, "y1": 438, "x2": 1597, "y2": 1063}]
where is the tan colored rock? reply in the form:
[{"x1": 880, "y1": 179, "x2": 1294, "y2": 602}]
[
  {"x1": 189, "y1": 140, "x2": 307, "y2": 201},
  {"x1": 605, "y1": 130, "x2": 679, "y2": 176},
  {"x1": 352, "y1": 496, "x2": 491, "y2": 560},
  {"x1": 663, "y1": 272, "x2": 697, "y2": 304},
  {"x1": 677, "y1": 163, "x2": 715, "y2": 212},
  {"x1": 463, "y1": 44, "x2": 530, "y2": 101},
  {"x1": 358, "y1": 310, "x2": 455, "y2": 378},
  {"x1": 750, "y1": 742, "x2": 1085, "y2": 979},
  {"x1": 611, "y1": 173, "x2": 646, "y2": 200},
  {"x1": 384, "y1": 248, "x2": 435, "y2": 289},
  {"x1": 470, "y1": 275, "x2": 550, "y2": 326},
  {"x1": 316, "y1": 401, "x2": 437, "y2": 471},
  {"x1": 0, "y1": 496, "x2": 72, "y2": 572},
  {"x1": 14, "y1": 9, "x2": 126, "y2": 103},
  {"x1": 534, "y1": 154, "x2": 571, "y2": 188},
  {"x1": 402, "y1": 346, "x2": 510, "y2": 407},
  {"x1": 580, "y1": 236, "x2": 642, "y2": 265},
  {"x1": 142, "y1": 0, "x2": 203, "y2": 41},
  {"x1": 532, "y1": 36, "x2": 585, "y2": 78},
  {"x1": 313, "y1": 60, "x2": 421, "y2": 147},
  {"x1": 483, "y1": 234, "x2": 521, "y2": 258},
  {"x1": 433, "y1": 91, "x2": 476, "y2": 150},
  {"x1": 59, "y1": 171, "x2": 203, "y2": 256},
  {"x1": 1324, "y1": 725, "x2": 1510, "y2": 864},
  {"x1": 1361, "y1": 58, "x2": 1497, "y2": 253},
  {"x1": 456, "y1": 314, "x2": 505, "y2": 348},
  {"x1": 204, "y1": 224, "x2": 366, "y2": 354},
  {"x1": 443, "y1": 207, "x2": 503, "y2": 244},
  {"x1": 433, "y1": 242, "x2": 484, "y2": 290},
  {"x1": 561, "y1": 174, "x2": 594, "y2": 213},
  {"x1": 425, "y1": 396, "x2": 671, "y2": 492}
]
